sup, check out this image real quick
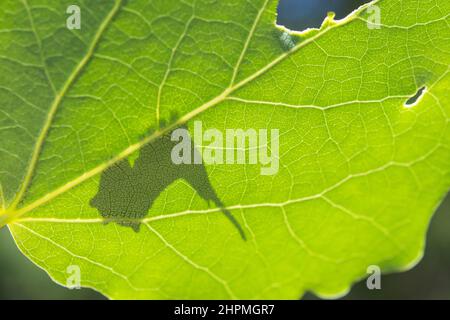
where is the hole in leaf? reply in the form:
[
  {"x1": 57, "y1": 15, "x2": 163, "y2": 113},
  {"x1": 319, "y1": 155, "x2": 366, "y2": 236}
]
[
  {"x1": 404, "y1": 86, "x2": 427, "y2": 108},
  {"x1": 277, "y1": 0, "x2": 373, "y2": 32}
]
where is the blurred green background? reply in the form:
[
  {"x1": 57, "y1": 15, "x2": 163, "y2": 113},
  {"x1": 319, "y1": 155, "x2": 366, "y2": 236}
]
[
  {"x1": 330, "y1": 193, "x2": 450, "y2": 300},
  {"x1": 1, "y1": 0, "x2": 449, "y2": 300}
]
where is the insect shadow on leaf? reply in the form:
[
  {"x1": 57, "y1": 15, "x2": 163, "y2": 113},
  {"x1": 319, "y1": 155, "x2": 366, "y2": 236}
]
[{"x1": 90, "y1": 125, "x2": 246, "y2": 241}]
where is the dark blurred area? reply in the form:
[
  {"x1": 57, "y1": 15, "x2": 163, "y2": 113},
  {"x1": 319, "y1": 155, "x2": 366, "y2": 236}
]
[
  {"x1": 0, "y1": 227, "x2": 104, "y2": 300},
  {"x1": 277, "y1": 0, "x2": 371, "y2": 31},
  {"x1": 0, "y1": 0, "x2": 449, "y2": 300}
]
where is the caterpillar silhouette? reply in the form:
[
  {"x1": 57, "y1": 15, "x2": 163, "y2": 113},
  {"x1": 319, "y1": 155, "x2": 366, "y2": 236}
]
[
  {"x1": 90, "y1": 128, "x2": 246, "y2": 240},
  {"x1": 277, "y1": 0, "x2": 372, "y2": 31}
]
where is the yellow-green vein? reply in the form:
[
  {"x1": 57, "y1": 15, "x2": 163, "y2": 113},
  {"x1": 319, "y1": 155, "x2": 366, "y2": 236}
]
[
  {"x1": 8, "y1": 0, "x2": 123, "y2": 211},
  {"x1": 3, "y1": 0, "x2": 380, "y2": 225}
]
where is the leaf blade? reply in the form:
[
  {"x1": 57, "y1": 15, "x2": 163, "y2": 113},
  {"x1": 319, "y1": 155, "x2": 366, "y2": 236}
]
[{"x1": 1, "y1": 0, "x2": 450, "y2": 299}]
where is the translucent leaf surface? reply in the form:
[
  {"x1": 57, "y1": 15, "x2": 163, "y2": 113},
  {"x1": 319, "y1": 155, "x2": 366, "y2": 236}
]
[{"x1": 0, "y1": 0, "x2": 449, "y2": 299}]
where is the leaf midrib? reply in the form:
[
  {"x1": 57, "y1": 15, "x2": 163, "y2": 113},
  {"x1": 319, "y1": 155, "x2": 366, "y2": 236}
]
[{"x1": 2, "y1": 0, "x2": 380, "y2": 226}]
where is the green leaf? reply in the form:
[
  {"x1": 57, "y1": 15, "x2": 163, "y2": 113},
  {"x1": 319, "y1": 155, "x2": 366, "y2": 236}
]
[{"x1": 1, "y1": 0, "x2": 449, "y2": 299}]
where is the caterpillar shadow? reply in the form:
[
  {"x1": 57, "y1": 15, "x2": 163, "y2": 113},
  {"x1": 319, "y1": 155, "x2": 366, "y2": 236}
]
[{"x1": 90, "y1": 128, "x2": 246, "y2": 240}]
